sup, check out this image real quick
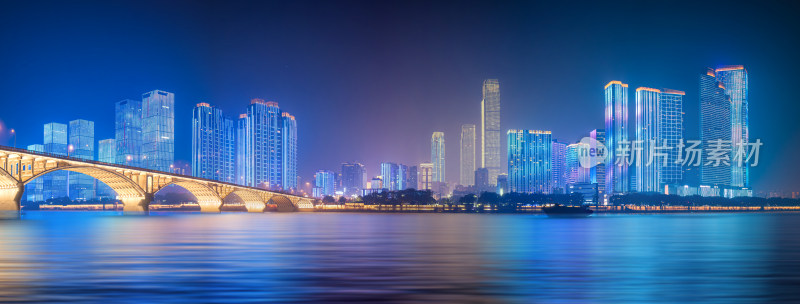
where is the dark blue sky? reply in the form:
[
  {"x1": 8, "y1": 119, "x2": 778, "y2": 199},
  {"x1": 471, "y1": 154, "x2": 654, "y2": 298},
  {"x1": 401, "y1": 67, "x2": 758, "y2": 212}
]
[{"x1": 1, "y1": 0, "x2": 799, "y2": 193}]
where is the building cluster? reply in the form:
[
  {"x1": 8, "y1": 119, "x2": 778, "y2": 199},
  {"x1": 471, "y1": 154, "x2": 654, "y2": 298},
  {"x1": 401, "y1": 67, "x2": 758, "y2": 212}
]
[{"x1": 24, "y1": 90, "x2": 299, "y2": 203}]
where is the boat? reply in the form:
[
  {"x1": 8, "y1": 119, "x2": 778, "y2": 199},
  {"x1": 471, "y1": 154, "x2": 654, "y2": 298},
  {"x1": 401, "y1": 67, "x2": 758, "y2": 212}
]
[{"x1": 542, "y1": 204, "x2": 593, "y2": 218}]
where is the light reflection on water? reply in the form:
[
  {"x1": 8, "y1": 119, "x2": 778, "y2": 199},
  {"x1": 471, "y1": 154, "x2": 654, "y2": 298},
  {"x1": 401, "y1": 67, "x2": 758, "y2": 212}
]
[{"x1": 1, "y1": 212, "x2": 799, "y2": 303}]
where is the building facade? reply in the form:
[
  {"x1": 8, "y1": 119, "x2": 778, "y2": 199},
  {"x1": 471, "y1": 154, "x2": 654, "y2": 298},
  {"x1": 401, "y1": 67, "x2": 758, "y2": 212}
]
[
  {"x1": 715, "y1": 65, "x2": 749, "y2": 188},
  {"x1": 481, "y1": 79, "x2": 501, "y2": 185},
  {"x1": 460, "y1": 124, "x2": 476, "y2": 186},
  {"x1": 25, "y1": 144, "x2": 45, "y2": 202},
  {"x1": 115, "y1": 99, "x2": 142, "y2": 167},
  {"x1": 551, "y1": 140, "x2": 567, "y2": 193},
  {"x1": 341, "y1": 162, "x2": 366, "y2": 196},
  {"x1": 97, "y1": 139, "x2": 116, "y2": 199},
  {"x1": 236, "y1": 99, "x2": 296, "y2": 190},
  {"x1": 700, "y1": 69, "x2": 733, "y2": 186},
  {"x1": 418, "y1": 163, "x2": 433, "y2": 191},
  {"x1": 43, "y1": 123, "x2": 68, "y2": 200},
  {"x1": 191, "y1": 103, "x2": 235, "y2": 183},
  {"x1": 507, "y1": 130, "x2": 552, "y2": 194},
  {"x1": 141, "y1": 90, "x2": 175, "y2": 171},
  {"x1": 313, "y1": 170, "x2": 335, "y2": 198},
  {"x1": 605, "y1": 81, "x2": 629, "y2": 194},
  {"x1": 431, "y1": 132, "x2": 446, "y2": 183},
  {"x1": 68, "y1": 119, "x2": 95, "y2": 201}
]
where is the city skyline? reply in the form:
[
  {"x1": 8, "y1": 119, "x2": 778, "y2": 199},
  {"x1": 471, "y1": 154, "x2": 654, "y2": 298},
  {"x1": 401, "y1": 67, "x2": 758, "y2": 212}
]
[{"x1": 1, "y1": 1, "x2": 798, "y2": 194}]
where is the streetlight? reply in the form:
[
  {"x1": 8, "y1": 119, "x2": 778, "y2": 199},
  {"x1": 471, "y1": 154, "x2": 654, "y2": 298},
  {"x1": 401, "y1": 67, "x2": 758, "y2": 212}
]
[{"x1": 67, "y1": 144, "x2": 74, "y2": 157}]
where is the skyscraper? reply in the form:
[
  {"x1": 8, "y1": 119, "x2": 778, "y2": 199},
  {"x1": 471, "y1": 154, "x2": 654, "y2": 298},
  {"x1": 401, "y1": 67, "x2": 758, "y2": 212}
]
[
  {"x1": 431, "y1": 132, "x2": 446, "y2": 183},
  {"x1": 700, "y1": 69, "x2": 732, "y2": 186},
  {"x1": 460, "y1": 124, "x2": 476, "y2": 186},
  {"x1": 660, "y1": 89, "x2": 685, "y2": 186},
  {"x1": 97, "y1": 139, "x2": 116, "y2": 199},
  {"x1": 605, "y1": 81, "x2": 629, "y2": 194},
  {"x1": 566, "y1": 143, "x2": 591, "y2": 184},
  {"x1": 475, "y1": 167, "x2": 490, "y2": 193},
  {"x1": 551, "y1": 140, "x2": 567, "y2": 193},
  {"x1": 281, "y1": 112, "x2": 298, "y2": 191},
  {"x1": 398, "y1": 164, "x2": 409, "y2": 190},
  {"x1": 507, "y1": 130, "x2": 552, "y2": 194},
  {"x1": 380, "y1": 162, "x2": 399, "y2": 190},
  {"x1": 481, "y1": 79, "x2": 501, "y2": 185},
  {"x1": 715, "y1": 65, "x2": 749, "y2": 188},
  {"x1": 635, "y1": 87, "x2": 661, "y2": 193},
  {"x1": 25, "y1": 144, "x2": 45, "y2": 202},
  {"x1": 141, "y1": 90, "x2": 175, "y2": 171},
  {"x1": 341, "y1": 162, "x2": 366, "y2": 196},
  {"x1": 43, "y1": 123, "x2": 68, "y2": 200},
  {"x1": 418, "y1": 163, "x2": 433, "y2": 190},
  {"x1": 236, "y1": 99, "x2": 287, "y2": 190},
  {"x1": 590, "y1": 129, "x2": 606, "y2": 200},
  {"x1": 68, "y1": 119, "x2": 95, "y2": 201},
  {"x1": 191, "y1": 103, "x2": 235, "y2": 183},
  {"x1": 407, "y1": 165, "x2": 418, "y2": 190},
  {"x1": 115, "y1": 99, "x2": 142, "y2": 167},
  {"x1": 313, "y1": 170, "x2": 335, "y2": 198}
]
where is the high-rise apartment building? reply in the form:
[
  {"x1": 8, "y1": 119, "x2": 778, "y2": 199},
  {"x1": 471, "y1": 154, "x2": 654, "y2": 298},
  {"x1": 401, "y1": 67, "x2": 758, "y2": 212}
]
[
  {"x1": 141, "y1": 90, "x2": 175, "y2": 171},
  {"x1": 341, "y1": 162, "x2": 366, "y2": 196},
  {"x1": 508, "y1": 130, "x2": 552, "y2": 194},
  {"x1": 236, "y1": 99, "x2": 297, "y2": 190},
  {"x1": 605, "y1": 81, "x2": 629, "y2": 194},
  {"x1": 115, "y1": 99, "x2": 142, "y2": 167},
  {"x1": 431, "y1": 132, "x2": 446, "y2": 183},
  {"x1": 313, "y1": 170, "x2": 335, "y2": 198},
  {"x1": 192, "y1": 103, "x2": 235, "y2": 183},
  {"x1": 460, "y1": 124, "x2": 476, "y2": 186},
  {"x1": 715, "y1": 65, "x2": 749, "y2": 188},
  {"x1": 418, "y1": 163, "x2": 433, "y2": 191},
  {"x1": 68, "y1": 119, "x2": 95, "y2": 201},
  {"x1": 551, "y1": 140, "x2": 567, "y2": 193},
  {"x1": 481, "y1": 79, "x2": 501, "y2": 185},
  {"x1": 700, "y1": 69, "x2": 733, "y2": 186},
  {"x1": 566, "y1": 143, "x2": 591, "y2": 185}
]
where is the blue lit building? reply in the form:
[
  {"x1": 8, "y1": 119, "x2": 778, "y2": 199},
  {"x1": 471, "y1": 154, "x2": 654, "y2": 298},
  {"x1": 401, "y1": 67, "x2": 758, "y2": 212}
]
[
  {"x1": 566, "y1": 143, "x2": 590, "y2": 185},
  {"x1": 68, "y1": 119, "x2": 95, "y2": 201},
  {"x1": 589, "y1": 129, "x2": 606, "y2": 201},
  {"x1": 605, "y1": 81, "x2": 629, "y2": 194},
  {"x1": 192, "y1": 103, "x2": 235, "y2": 183},
  {"x1": 398, "y1": 164, "x2": 409, "y2": 190},
  {"x1": 715, "y1": 65, "x2": 749, "y2": 188},
  {"x1": 431, "y1": 132, "x2": 445, "y2": 183},
  {"x1": 341, "y1": 162, "x2": 366, "y2": 196},
  {"x1": 659, "y1": 89, "x2": 684, "y2": 187},
  {"x1": 551, "y1": 140, "x2": 567, "y2": 193},
  {"x1": 43, "y1": 122, "x2": 68, "y2": 200},
  {"x1": 635, "y1": 87, "x2": 661, "y2": 193},
  {"x1": 237, "y1": 99, "x2": 296, "y2": 190},
  {"x1": 380, "y1": 162, "x2": 399, "y2": 190},
  {"x1": 97, "y1": 139, "x2": 116, "y2": 199},
  {"x1": 115, "y1": 99, "x2": 142, "y2": 167},
  {"x1": 25, "y1": 144, "x2": 45, "y2": 202},
  {"x1": 507, "y1": 130, "x2": 552, "y2": 194},
  {"x1": 313, "y1": 170, "x2": 335, "y2": 198},
  {"x1": 281, "y1": 112, "x2": 298, "y2": 191},
  {"x1": 141, "y1": 90, "x2": 174, "y2": 172},
  {"x1": 700, "y1": 69, "x2": 732, "y2": 186}
]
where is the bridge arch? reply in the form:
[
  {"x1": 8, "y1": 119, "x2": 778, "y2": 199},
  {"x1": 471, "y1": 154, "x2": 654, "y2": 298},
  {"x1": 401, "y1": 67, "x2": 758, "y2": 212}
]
[
  {"x1": 223, "y1": 189, "x2": 266, "y2": 212},
  {"x1": 268, "y1": 195, "x2": 296, "y2": 212},
  {"x1": 158, "y1": 180, "x2": 223, "y2": 212}
]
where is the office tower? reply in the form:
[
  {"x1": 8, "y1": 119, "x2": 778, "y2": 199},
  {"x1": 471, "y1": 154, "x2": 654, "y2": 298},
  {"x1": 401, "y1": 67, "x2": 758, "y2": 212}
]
[
  {"x1": 481, "y1": 79, "x2": 501, "y2": 185},
  {"x1": 97, "y1": 139, "x2": 116, "y2": 199},
  {"x1": 141, "y1": 90, "x2": 175, "y2": 171},
  {"x1": 341, "y1": 162, "x2": 366, "y2": 196},
  {"x1": 507, "y1": 130, "x2": 552, "y2": 194},
  {"x1": 590, "y1": 129, "x2": 606, "y2": 199},
  {"x1": 431, "y1": 132, "x2": 445, "y2": 183},
  {"x1": 25, "y1": 144, "x2": 45, "y2": 202},
  {"x1": 398, "y1": 164, "x2": 409, "y2": 190},
  {"x1": 635, "y1": 87, "x2": 661, "y2": 193},
  {"x1": 408, "y1": 166, "x2": 418, "y2": 190},
  {"x1": 380, "y1": 162, "x2": 399, "y2": 190},
  {"x1": 281, "y1": 112, "x2": 298, "y2": 191},
  {"x1": 566, "y1": 143, "x2": 591, "y2": 184},
  {"x1": 551, "y1": 140, "x2": 567, "y2": 193},
  {"x1": 43, "y1": 123, "x2": 68, "y2": 200},
  {"x1": 115, "y1": 99, "x2": 142, "y2": 167},
  {"x1": 605, "y1": 81, "x2": 629, "y2": 194},
  {"x1": 418, "y1": 163, "x2": 433, "y2": 190},
  {"x1": 370, "y1": 177, "x2": 383, "y2": 189},
  {"x1": 659, "y1": 89, "x2": 684, "y2": 186},
  {"x1": 68, "y1": 119, "x2": 95, "y2": 201},
  {"x1": 313, "y1": 170, "x2": 335, "y2": 198},
  {"x1": 475, "y1": 167, "x2": 490, "y2": 193},
  {"x1": 191, "y1": 103, "x2": 235, "y2": 183},
  {"x1": 236, "y1": 99, "x2": 285, "y2": 189},
  {"x1": 715, "y1": 65, "x2": 749, "y2": 188},
  {"x1": 460, "y1": 124, "x2": 476, "y2": 186},
  {"x1": 700, "y1": 69, "x2": 732, "y2": 186}
]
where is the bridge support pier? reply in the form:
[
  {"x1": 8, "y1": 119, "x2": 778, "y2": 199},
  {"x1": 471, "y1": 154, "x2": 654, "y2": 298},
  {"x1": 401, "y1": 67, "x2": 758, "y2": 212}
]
[
  {"x1": 0, "y1": 184, "x2": 23, "y2": 219},
  {"x1": 121, "y1": 194, "x2": 152, "y2": 215},
  {"x1": 244, "y1": 201, "x2": 266, "y2": 213},
  {"x1": 199, "y1": 201, "x2": 223, "y2": 213}
]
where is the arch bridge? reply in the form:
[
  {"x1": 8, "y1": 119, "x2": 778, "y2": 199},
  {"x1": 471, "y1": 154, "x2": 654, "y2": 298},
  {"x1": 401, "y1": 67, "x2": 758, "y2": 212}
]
[{"x1": 0, "y1": 145, "x2": 314, "y2": 218}]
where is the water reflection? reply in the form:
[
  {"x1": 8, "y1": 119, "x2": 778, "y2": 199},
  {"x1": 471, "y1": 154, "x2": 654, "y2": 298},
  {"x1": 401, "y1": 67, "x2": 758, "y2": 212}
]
[{"x1": 0, "y1": 212, "x2": 798, "y2": 302}]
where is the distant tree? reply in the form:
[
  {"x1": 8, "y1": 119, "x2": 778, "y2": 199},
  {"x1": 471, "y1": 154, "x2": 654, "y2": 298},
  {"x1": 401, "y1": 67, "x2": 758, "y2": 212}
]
[
  {"x1": 338, "y1": 196, "x2": 347, "y2": 204},
  {"x1": 322, "y1": 195, "x2": 336, "y2": 203}
]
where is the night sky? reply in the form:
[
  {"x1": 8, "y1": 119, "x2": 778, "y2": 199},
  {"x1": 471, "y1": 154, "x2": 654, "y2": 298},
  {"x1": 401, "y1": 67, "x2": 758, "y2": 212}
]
[{"x1": 1, "y1": 0, "x2": 799, "y2": 193}]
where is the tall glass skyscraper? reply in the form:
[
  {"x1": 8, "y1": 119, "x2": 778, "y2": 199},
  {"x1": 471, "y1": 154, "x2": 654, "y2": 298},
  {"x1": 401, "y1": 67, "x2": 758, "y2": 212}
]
[
  {"x1": 398, "y1": 164, "x2": 409, "y2": 190},
  {"x1": 660, "y1": 89, "x2": 684, "y2": 186},
  {"x1": 43, "y1": 123, "x2": 68, "y2": 200},
  {"x1": 431, "y1": 132, "x2": 446, "y2": 183},
  {"x1": 715, "y1": 65, "x2": 749, "y2": 188},
  {"x1": 566, "y1": 143, "x2": 591, "y2": 185},
  {"x1": 590, "y1": 129, "x2": 606, "y2": 200},
  {"x1": 192, "y1": 103, "x2": 235, "y2": 183},
  {"x1": 605, "y1": 81, "x2": 629, "y2": 194},
  {"x1": 141, "y1": 90, "x2": 174, "y2": 172},
  {"x1": 481, "y1": 79, "x2": 501, "y2": 185},
  {"x1": 236, "y1": 99, "x2": 296, "y2": 190},
  {"x1": 508, "y1": 130, "x2": 552, "y2": 194},
  {"x1": 115, "y1": 99, "x2": 142, "y2": 167},
  {"x1": 700, "y1": 69, "x2": 732, "y2": 186},
  {"x1": 551, "y1": 140, "x2": 567, "y2": 192},
  {"x1": 380, "y1": 162, "x2": 398, "y2": 190},
  {"x1": 97, "y1": 139, "x2": 117, "y2": 199},
  {"x1": 25, "y1": 144, "x2": 45, "y2": 202},
  {"x1": 68, "y1": 119, "x2": 95, "y2": 201},
  {"x1": 313, "y1": 170, "x2": 335, "y2": 198},
  {"x1": 341, "y1": 162, "x2": 365, "y2": 196},
  {"x1": 460, "y1": 124, "x2": 476, "y2": 186},
  {"x1": 635, "y1": 87, "x2": 661, "y2": 193}
]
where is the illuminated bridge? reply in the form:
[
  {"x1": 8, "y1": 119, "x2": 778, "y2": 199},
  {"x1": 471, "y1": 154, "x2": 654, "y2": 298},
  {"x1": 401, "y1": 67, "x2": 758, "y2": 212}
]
[{"x1": 0, "y1": 145, "x2": 314, "y2": 218}]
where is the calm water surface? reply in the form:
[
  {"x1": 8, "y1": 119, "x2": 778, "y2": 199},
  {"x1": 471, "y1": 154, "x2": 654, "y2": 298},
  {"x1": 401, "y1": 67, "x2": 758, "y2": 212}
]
[{"x1": 1, "y1": 211, "x2": 799, "y2": 303}]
